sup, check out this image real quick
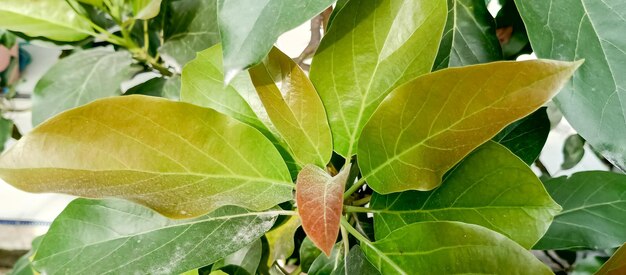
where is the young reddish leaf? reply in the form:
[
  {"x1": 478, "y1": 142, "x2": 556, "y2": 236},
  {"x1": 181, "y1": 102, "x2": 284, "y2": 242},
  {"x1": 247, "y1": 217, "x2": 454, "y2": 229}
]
[{"x1": 296, "y1": 164, "x2": 351, "y2": 256}]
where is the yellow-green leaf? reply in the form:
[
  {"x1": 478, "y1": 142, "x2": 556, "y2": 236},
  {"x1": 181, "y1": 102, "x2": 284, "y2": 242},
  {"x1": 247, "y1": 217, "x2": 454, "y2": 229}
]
[
  {"x1": 250, "y1": 47, "x2": 332, "y2": 168},
  {"x1": 309, "y1": 0, "x2": 448, "y2": 157},
  {"x1": 358, "y1": 60, "x2": 581, "y2": 193},
  {"x1": 0, "y1": 0, "x2": 92, "y2": 41},
  {"x1": 265, "y1": 215, "x2": 301, "y2": 265},
  {"x1": 132, "y1": 0, "x2": 162, "y2": 20},
  {"x1": 0, "y1": 95, "x2": 293, "y2": 218}
]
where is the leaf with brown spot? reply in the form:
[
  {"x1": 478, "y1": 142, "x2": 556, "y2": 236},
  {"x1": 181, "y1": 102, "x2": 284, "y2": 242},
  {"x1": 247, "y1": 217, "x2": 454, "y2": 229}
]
[{"x1": 296, "y1": 164, "x2": 351, "y2": 255}]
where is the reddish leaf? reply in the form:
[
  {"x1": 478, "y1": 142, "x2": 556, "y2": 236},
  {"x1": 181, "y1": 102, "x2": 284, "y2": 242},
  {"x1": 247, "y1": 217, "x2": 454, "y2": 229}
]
[{"x1": 296, "y1": 164, "x2": 351, "y2": 255}]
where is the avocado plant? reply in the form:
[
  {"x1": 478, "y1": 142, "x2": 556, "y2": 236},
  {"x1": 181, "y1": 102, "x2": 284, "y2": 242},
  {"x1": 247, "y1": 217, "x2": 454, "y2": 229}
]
[{"x1": 1, "y1": 0, "x2": 626, "y2": 274}]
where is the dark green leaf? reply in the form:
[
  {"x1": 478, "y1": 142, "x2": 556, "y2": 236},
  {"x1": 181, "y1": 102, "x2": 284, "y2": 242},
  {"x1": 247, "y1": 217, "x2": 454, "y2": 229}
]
[
  {"x1": 0, "y1": 96, "x2": 293, "y2": 218},
  {"x1": 0, "y1": 117, "x2": 13, "y2": 152},
  {"x1": 308, "y1": 242, "x2": 344, "y2": 275},
  {"x1": 32, "y1": 48, "x2": 140, "y2": 125},
  {"x1": 32, "y1": 198, "x2": 279, "y2": 274},
  {"x1": 516, "y1": 0, "x2": 626, "y2": 170},
  {"x1": 361, "y1": 221, "x2": 552, "y2": 274},
  {"x1": 493, "y1": 107, "x2": 550, "y2": 164},
  {"x1": 125, "y1": 76, "x2": 180, "y2": 100},
  {"x1": 309, "y1": 0, "x2": 448, "y2": 157},
  {"x1": 495, "y1": 0, "x2": 531, "y2": 59},
  {"x1": 370, "y1": 141, "x2": 560, "y2": 248},
  {"x1": 535, "y1": 172, "x2": 626, "y2": 250},
  {"x1": 217, "y1": 0, "x2": 335, "y2": 81},
  {"x1": 562, "y1": 134, "x2": 586, "y2": 170},
  {"x1": 332, "y1": 246, "x2": 380, "y2": 275},
  {"x1": 433, "y1": 0, "x2": 502, "y2": 70},
  {"x1": 299, "y1": 237, "x2": 322, "y2": 273},
  {"x1": 160, "y1": 0, "x2": 220, "y2": 66}
]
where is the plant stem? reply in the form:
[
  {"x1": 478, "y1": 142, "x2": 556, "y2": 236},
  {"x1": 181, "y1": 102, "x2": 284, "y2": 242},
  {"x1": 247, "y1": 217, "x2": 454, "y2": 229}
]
[
  {"x1": 340, "y1": 221, "x2": 350, "y2": 261},
  {"x1": 343, "y1": 176, "x2": 366, "y2": 199},
  {"x1": 344, "y1": 205, "x2": 374, "y2": 213},
  {"x1": 340, "y1": 217, "x2": 371, "y2": 246},
  {"x1": 352, "y1": 195, "x2": 371, "y2": 206}
]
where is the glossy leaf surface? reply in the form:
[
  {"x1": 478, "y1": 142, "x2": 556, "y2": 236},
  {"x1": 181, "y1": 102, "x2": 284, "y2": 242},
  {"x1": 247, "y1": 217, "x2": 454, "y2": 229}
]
[
  {"x1": 535, "y1": 172, "x2": 626, "y2": 250},
  {"x1": 297, "y1": 164, "x2": 351, "y2": 255},
  {"x1": 596, "y1": 243, "x2": 626, "y2": 275},
  {"x1": 217, "y1": 0, "x2": 334, "y2": 80},
  {"x1": 32, "y1": 199, "x2": 278, "y2": 274},
  {"x1": 160, "y1": 0, "x2": 220, "y2": 66},
  {"x1": 370, "y1": 142, "x2": 560, "y2": 248},
  {"x1": 0, "y1": 0, "x2": 92, "y2": 41},
  {"x1": 309, "y1": 0, "x2": 447, "y2": 157},
  {"x1": 0, "y1": 96, "x2": 293, "y2": 218},
  {"x1": 359, "y1": 60, "x2": 581, "y2": 193},
  {"x1": 516, "y1": 0, "x2": 626, "y2": 170},
  {"x1": 361, "y1": 221, "x2": 552, "y2": 274},
  {"x1": 433, "y1": 0, "x2": 502, "y2": 70},
  {"x1": 33, "y1": 49, "x2": 139, "y2": 125},
  {"x1": 250, "y1": 47, "x2": 332, "y2": 168},
  {"x1": 493, "y1": 107, "x2": 550, "y2": 164}
]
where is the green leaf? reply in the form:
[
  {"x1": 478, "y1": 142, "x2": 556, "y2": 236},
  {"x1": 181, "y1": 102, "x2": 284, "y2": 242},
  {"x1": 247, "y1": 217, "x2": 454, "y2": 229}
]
[
  {"x1": 249, "y1": 47, "x2": 332, "y2": 168},
  {"x1": 361, "y1": 221, "x2": 552, "y2": 274},
  {"x1": 433, "y1": 0, "x2": 502, "y2": 70},
  {"x1": 493, "y1": 107, "x2": 550, "y2": 164},
  {"x1": 217, "y1": 0, "x2": 335, "y2": 81},
  {"x1": 0, "y1": 0, "x2": 92, "y2": 41},
  {"x1": 0, "y1": 95, "x2": 293, "y2": 218},
  {"x1": 0, "y1": 117, "x2": 13, "y2": 152},
  {"x1": 562, "y1": 134, "x2": 586, "y2": 170},
  {"x1": 160, "y1": 0, "x2": 220, "y2": 66},
  {"x1": 299, "y1": 237, "x2": 322, "y2": 273},
  {"x1": 10, "y1": 236, "x2": 43, "y2": 275},
  {"x1": 132, "y1": 0, "x2": 162, "y2": 19},
  {"x1": 77, "y1": 0, "x2": 103, "y2": 7},
  {"x1": 212, "y1": 239, "x2": 263, "y2": 275},
  {"x1": 309, "y1": 0, "x2": 448, "y2": 157},
  {"x1": 32, "y1": 198, "x2": 279, "y2": 274},
  {"x1": 596, "y1": 243, "x2": 626, "y2": 275},
  {"x1": 370, "y1": 141, "x2": 560, "y2": 248},
  {"x1": 181, "y1": 44, "x2": 274, "y2": 140},
  {"x1": 297, "y1": 164, "x2": 351, "y2": 255},
  {"x1": 515, "y1": 0, "x2": 626, "y2": 170},
  {"x1": 358, "y1": 60, "x2": 581, "y2": 193},
  {"x1": 308, "y1": 242, "x2": 344, "y2": 275},
  {"x1": 180, "y1": 44, "x2": 299, "y2": 176},
  {"x1": 535, "y1": 172, "x2": 626, "y2": 250},
  {"x1": 32, "y1": 48, "x2": 140, "y2": 125},
  {"x1": 265, "y1": 215, "x2": 301, "y2": 265},
  {"x1": 332, "y1": 246, "x2": 380, "y2": 275},
  {"x1": 125, "y1": 75, "x2": 181, "y2": 100}
]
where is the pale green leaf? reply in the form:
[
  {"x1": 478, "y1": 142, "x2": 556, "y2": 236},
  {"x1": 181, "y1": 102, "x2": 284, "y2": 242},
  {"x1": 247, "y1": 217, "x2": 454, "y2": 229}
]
[
  {"x1": 359, "y1": 60, "x2": 581, "y2": 193},
  {"x1": 516, "y1": 0, "x2": 626, "y2": 170},
  {"x1": 0, "y1": 0, "x2": 92, "y2": 41},
  {"x1": 212, "y1": 239, "x2": 262, "y2": 275},
  {"x1": 33, "y1": 48, "x2": 140, "y2": 125},
  {"x1": 32, "y1": 198, "x2": 278, "y2": 274},
  {"x1": 370, "y1": 141, "x2": 560, "y2": 248},
  {"x1": 535, "y1": 172, "x2": 626, "y2": 250},
  {"x1": 433, "y1": 0, "x2": 502, "y2": 70},
  {"x1": 132, "y1": 0, "x2": 162, "y2": 19},
  {"x1": 10, "y1": 236, "x2": 43, "y2": 275},
  {"x1": 217, "y1": 0, "x2": 335, "y2": 81},
  {"x1": 310, "y1": 0, "x2": 448, "y2": 157},
  {"x1": 0, "y1": 95, "x2": 293, "y2": 218},
  {"x1": 361, "y1": 221, "x2": 552, "y2": 274},
  {"x1": 265, "y1": 215, "x2": 301, "y2": 265},
  {"x1": 250, "y1": 47, "x2": 332, "y2": 168},
  {"x1": 159, "y1": 0, "x2": 220, "y2": 66}
]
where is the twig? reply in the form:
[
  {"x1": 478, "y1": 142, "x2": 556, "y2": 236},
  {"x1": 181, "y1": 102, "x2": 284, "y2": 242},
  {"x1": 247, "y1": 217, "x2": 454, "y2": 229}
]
[
  {"x1": 534, "y1": 159, "x2": 551, "y2": 178},
  {"x1": 295, "y1": 7, "x2": 333, "y2": 66}
]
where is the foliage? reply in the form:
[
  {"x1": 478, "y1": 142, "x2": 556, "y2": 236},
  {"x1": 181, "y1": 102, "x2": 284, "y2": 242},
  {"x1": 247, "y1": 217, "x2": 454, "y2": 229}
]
[{"x1": 0, "y1": 0, "x2": 625, "y2": 274}]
